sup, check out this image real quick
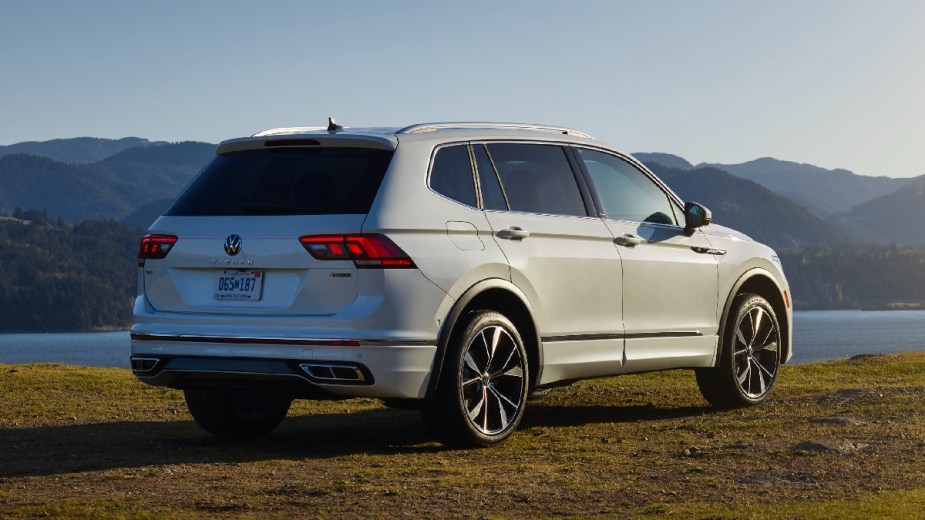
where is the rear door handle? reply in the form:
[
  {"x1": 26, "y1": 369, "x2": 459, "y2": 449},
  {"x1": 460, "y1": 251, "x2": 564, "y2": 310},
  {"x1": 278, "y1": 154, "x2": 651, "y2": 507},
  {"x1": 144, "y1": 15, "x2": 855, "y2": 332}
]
[
  {"x1": 614, "y1": 234, "x2": 643, "y2": 247},
  {"x1": 497, "y1": 226, "x2": 531, "y2": 240}
]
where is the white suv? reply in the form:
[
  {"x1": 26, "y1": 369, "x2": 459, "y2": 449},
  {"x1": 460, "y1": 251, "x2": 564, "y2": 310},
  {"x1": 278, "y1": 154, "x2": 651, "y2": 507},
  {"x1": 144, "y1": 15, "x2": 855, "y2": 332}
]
[{"x1": 131, "y1": 121, "x2": 792, "y2": 447}]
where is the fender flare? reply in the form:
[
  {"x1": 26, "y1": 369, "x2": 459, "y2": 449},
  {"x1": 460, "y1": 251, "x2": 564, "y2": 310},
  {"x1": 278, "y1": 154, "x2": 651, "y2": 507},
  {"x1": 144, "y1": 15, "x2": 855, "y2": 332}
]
[
  {"x1": 715, "y1": 267, "x2": 788, "y2": 364},
  {"x1": 426, "y1": 278, "x2": 542, "y2": 397}
]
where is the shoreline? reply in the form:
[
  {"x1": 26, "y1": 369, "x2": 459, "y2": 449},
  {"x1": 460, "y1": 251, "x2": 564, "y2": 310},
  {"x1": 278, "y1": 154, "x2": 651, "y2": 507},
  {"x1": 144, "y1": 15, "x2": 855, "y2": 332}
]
[{"x1": 0, "y1": 328, "x2": 129, "y2": 335}]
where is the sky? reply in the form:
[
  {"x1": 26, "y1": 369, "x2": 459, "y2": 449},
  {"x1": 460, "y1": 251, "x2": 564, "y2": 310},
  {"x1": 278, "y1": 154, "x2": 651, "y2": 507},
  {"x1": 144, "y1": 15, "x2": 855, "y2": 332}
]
[{"x1": 1, "y1": 1, "x2": 923, "y2": 177}]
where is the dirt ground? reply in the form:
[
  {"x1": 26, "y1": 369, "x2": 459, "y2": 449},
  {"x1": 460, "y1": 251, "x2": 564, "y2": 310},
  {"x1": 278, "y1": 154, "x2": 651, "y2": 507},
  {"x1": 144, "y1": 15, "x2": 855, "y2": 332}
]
[{"x1": 1, "y1": 352, "x2": 924, "y2": 518}]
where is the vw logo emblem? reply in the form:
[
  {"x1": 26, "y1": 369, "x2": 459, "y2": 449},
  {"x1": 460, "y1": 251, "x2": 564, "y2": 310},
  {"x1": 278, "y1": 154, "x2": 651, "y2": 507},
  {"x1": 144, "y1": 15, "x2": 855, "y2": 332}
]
[{"x1": 224, "y1": 234, "x2": 242, "y2": 256}]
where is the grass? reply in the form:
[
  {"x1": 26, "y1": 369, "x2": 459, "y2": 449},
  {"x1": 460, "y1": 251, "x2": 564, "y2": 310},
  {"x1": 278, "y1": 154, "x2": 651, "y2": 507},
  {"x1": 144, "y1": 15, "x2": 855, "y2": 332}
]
[{"x1": 1, "y1": 353, "x2": 924, "y2": 518}]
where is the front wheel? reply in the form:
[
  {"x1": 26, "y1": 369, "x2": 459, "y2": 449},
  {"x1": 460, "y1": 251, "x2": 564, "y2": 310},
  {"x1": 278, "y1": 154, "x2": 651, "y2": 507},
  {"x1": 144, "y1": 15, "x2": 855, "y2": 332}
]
[
  {"x1": 696, "y1": 293, "x2": 781, "y2": 408},
  {"x1": 184, "y1": 389, "x2": 291, "y2": 438},
  {"x1": 421, "y1": 310, "x2": 529, "y2": 447}
]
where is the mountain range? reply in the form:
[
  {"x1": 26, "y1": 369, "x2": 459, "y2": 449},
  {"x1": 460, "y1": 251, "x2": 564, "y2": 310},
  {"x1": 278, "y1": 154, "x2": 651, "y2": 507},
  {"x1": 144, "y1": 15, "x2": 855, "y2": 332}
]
[
  {"x1": 635, "y1": 152, "x2": 925, "y2": 247},
  {"x1": 0, "y1": 141, "x2": 213, "y2": 224},
  {"x1": 0, "y1": 137, "x2": 166, "y2": 164},
  {"x1": 824, "y1": 175, "x2": 925, "y2": 246},
  {"x1": 0, "y1": 137, "x2": 922, "y2": 248},
  {"x1": 646, "y1": 164, "x2": 848, "y2": 250}
]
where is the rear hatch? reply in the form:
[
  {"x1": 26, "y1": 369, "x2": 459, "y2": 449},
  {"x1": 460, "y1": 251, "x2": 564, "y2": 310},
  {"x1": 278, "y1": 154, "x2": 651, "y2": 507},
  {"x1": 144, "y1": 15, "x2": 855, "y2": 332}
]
[{"x1": 140, "y1": 144, "x2": 394, "y2": 316}]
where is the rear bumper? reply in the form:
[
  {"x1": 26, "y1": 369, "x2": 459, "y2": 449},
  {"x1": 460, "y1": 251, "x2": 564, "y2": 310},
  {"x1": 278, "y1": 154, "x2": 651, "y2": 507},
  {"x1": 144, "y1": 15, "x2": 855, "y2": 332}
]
[{"x1": 131, "y1": 334, "x2": 437, "y2": 399}]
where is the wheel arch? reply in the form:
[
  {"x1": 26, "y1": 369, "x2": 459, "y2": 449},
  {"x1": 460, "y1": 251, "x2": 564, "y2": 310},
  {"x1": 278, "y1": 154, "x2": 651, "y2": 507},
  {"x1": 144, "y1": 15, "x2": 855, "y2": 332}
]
[
  {"x1": 427, "y1": 278, "x2": 542, "y2": 398},
  {"x1": 718, "y1": 268, "x2": 791, "y2": 364}
]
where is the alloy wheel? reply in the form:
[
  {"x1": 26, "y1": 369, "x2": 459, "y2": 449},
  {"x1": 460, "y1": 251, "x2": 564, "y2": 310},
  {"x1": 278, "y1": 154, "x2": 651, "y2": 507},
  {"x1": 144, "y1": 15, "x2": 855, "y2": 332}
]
[
  {"x1": 460, "y1": 325, "x2": 526, "y2": 435},
  {"x1": 732, "y1": 305, "x2": 780, "y2": 399}
]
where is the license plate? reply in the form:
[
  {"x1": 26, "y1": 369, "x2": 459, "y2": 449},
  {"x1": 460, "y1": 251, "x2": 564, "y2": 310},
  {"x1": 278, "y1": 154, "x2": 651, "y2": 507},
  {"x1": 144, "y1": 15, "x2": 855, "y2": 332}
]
[{"x1": 213, "y1": 270, "x2": 264, "y2": 301}]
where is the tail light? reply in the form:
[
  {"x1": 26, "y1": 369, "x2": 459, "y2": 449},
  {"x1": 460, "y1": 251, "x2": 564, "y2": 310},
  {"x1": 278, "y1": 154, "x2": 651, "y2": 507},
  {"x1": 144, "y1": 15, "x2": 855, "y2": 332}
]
[
  {"x1": 138, "y1": 234, "x2": 177, "y2": 267},
  {"x1": 299, "y1": 234, "x2": 415, "y2": 268}
]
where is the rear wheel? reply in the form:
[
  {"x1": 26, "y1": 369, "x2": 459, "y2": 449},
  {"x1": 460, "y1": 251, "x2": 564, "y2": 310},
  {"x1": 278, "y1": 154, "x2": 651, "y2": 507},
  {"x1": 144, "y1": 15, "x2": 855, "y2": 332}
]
[
  {"x1": 421, "y1": 310, "x2": 529, "y2": 447},
  {"x1": 184, "y1": 389, "x2": 291, "y2": 437},
  {"x1": 696, "y1": 293, "x2": 781, "y2": 408}
]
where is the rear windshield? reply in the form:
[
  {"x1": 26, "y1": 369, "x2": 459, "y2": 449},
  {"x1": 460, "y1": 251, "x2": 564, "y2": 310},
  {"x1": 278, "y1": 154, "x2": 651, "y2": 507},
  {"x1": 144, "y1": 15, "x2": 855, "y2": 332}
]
[{"x1": 166, "y1": 147, "x2": 393, "y2": 216}]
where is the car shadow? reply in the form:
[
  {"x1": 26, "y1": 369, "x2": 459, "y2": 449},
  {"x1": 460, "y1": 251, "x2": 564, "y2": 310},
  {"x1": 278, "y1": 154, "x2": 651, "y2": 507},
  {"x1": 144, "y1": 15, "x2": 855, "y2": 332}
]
[
  {"x1": 522, "y1": 403, "x2": 714, "y2": 428},
  {"x1": 0, "y1": 402, "x2": 716, "y2": 478}
]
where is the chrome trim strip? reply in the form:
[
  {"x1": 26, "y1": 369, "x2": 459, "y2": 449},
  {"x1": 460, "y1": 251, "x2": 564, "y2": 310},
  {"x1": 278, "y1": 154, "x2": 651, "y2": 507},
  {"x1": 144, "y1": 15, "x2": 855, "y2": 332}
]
[
  {"x1": 541, "y1": 333, "x2": 625, "y2": 342},
  {"x1": 300, "y1": 363, "x2": 367, "y2": 383},
  {"x1": 129, "y1": 356, "x2": 161, "y2": 372},
  {"x1": 541, "y1": 331, "x2": 703, "y2": 342},
  {"x1": 130, "y1": 333, "x2": 436, "y2": 347},
  {"x1": 626, "y1": 331, "x2": 704, "y2": 339},
  {"x1": 691, "y1": 246, "x2": 727, "y2": 256}
]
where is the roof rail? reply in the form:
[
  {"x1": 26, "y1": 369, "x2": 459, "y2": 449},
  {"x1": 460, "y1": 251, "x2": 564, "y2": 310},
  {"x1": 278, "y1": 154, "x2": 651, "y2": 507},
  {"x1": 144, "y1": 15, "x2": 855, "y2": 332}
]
[
  {"x1": 252, "y1": 126, "x2": 327, "y2": 137},
  {"x1": 397, "y1": 122, "x2": 593, "y2": 139}
]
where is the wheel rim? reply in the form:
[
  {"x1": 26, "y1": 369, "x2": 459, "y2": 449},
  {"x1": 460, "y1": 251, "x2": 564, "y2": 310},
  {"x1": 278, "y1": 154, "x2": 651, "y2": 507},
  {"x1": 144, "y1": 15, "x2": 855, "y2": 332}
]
[
  {"x1": 460, "y1": 325, "x2": 526, "y2": 435},
  {"x1": 733, "y1": 305, "x2": 780, "y2": 399}
]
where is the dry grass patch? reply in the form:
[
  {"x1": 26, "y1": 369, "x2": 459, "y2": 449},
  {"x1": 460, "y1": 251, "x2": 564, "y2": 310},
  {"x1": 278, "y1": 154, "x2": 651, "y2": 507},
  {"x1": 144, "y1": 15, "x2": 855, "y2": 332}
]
[{"x1": 1, "y1": 353, "x2": 924, "y2": 518}]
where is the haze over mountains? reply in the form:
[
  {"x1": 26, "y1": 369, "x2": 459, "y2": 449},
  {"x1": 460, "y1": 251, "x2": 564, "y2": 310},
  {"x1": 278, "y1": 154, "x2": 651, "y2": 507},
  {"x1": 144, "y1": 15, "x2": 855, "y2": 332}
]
[
  {"x1": 0, "y1": 137, "x2": 922, "y2": 248},
  {"x1": 0, "y1": 137, "x2": 167, "y2": 164},
  {"x1": 635, "y1": 152, "x2": 925, "y2": 248},
  {"x1": 0, "y1": 141, "x2": 213, "y2": 223},
  {"x1": 645, "y1": 164, "x2": 848, "y2": 250}
]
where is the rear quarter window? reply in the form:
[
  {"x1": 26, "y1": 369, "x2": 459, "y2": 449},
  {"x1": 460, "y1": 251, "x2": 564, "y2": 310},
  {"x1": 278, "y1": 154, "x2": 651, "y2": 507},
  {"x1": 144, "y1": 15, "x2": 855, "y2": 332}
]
[
  {"x1": 166, "y1": 147, "x2": 393, "y2": 216},
  {"x1": 429, "y1": 145, "x2": 477, "y2": 207}
]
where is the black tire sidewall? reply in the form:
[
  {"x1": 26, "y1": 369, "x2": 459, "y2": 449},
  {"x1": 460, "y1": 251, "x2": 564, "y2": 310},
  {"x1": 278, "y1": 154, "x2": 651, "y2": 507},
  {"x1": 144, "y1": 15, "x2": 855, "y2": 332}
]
[{"x1": 426, "y1": 310, "x2": 529, "y2": 447}]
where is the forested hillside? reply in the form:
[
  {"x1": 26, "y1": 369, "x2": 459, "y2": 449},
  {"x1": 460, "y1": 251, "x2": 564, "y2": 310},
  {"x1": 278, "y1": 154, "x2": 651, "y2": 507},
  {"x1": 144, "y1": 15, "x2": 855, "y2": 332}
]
[
  {"x1": 780, "y1": 244, "x2": 925, "y2": 309},
  {"x1": 0, "y1": 142, "x2": 212, "y2": 222},
  {"x1": 0, "y1": 211, "x2": 136, "y2": 331}
]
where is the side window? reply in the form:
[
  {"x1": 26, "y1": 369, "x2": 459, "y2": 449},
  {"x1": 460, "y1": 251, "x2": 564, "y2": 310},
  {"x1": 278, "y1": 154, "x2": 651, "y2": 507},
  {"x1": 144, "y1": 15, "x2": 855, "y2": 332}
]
[
  {"x1": 578, "y1": 148, "x2": 678, "y2": 225},
  {"x1": 473, "y1": 145, "x2": 508, "y2": 210},
  {"x1": 486, "y1": 143, "x2": 587, "y2": 217},
  {"x1": 430, "y1": 145, "x2": 477, "y2": 207}
]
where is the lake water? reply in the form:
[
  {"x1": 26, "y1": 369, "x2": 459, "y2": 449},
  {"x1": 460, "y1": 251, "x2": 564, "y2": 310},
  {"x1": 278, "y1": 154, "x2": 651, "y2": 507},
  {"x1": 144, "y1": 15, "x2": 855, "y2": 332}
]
[{"x1": 0, "y1": 310, "x2": 924, "y2": 367}]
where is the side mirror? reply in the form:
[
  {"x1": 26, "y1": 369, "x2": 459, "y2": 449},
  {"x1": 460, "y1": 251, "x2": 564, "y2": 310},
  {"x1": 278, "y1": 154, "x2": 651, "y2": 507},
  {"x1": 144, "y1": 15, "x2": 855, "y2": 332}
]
[{"x1": 683, "y1": 201, "x2": 712, "y2": 236}]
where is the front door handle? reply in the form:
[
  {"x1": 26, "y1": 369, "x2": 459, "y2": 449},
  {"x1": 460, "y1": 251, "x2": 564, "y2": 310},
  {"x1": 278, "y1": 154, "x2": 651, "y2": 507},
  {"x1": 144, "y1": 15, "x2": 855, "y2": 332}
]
[
  {"x1": 614, "y1": 234, "x2": 643, "y2": 247},
  {"x1": 497, "y1": 226, "x2": 531, "y2": 240}
]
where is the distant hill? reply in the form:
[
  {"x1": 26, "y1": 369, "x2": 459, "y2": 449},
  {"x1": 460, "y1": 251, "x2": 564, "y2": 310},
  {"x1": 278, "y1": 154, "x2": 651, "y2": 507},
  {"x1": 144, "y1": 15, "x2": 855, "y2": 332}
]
[
  {"x1": 123, "y1": 198, "x2": 173, "y2": 230},
  {"x1": 633, "y1": 152, "x2": 693, "y2": 171},
  {"x1": 826, "y1": 174, "x2": 925, "y2": 245},
  {"x1": 0, "y1": 142, "x2": 214, "y2": 222},
  {"x1": 0, "y1": 137, "x2": 166, "y2": 164},
  {"x1": 100, "y1": 141, "x2": 213, "y2": 169},
  {"x1": 650, "y1": 164, "x2": 849, "y2": 251},
  {"x1": 696, "y1": 157, "x2": 910, "y2": 218}
]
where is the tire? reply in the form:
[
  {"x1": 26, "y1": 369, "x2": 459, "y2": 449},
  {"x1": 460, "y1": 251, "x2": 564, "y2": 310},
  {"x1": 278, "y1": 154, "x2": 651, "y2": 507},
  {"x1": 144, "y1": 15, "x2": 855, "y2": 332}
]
[
  {"x1": 421, "y1": 310, "x2": 530, "y2": 447},
  {"x1": 696, "y1": 293, "x2": 781, "y2": 408},
  {"x1": 184, "y1": 389, "x2": 292, "y2": 438}
]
